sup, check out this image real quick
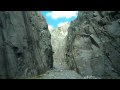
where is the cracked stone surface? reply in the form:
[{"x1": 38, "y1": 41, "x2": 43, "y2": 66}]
[
  {"x1": 65, "y1": 11, "x2": 120, "y2": 79},
  {"x1": 0, "y1": 11, "x2": 53, "y2": 79}
]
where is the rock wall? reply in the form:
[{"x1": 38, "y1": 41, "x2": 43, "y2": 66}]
[
  {"x1": 49, "y1": 23, "x2": 70, "y2": 69},
  {"x1": 0, "y1": 11, "x2": 53, "y2": 79},
  {"x1": 65, "y1": 11, "x2": 120, "y2": 79}
]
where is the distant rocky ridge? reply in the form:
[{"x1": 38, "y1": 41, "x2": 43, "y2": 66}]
[
  {"x1": 65, "y1": 11, "x2": 120, "y2": 79},
  {"x1": 49, "y1": 23, "x2": 70, "y2": 69},
  {"x1": 0, "y1": 11, "x2": 53, "y2": 79}
]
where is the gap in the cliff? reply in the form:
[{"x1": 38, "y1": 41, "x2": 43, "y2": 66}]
[{"x1": 41, "y1": 11, "x2": 78, "y2": 70}]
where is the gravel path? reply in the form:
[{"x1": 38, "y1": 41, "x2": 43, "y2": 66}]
[
  {"x1": 39, "y1": 69, "x2": 82, "y2": 79},
  {"x1": 31, "y1": 68, "x2": 101, "y2": 79}
]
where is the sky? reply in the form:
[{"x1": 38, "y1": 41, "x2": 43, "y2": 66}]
[{"x1": 40, "y1": 11, "x2": 78, "y2": 29}]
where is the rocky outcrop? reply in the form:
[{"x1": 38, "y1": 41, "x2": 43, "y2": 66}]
[
  {"x1": 49, "y1": 23, "x2": 70, "y2": 69},
  {"x1": 65, "y1": 11, "x2": 120, "y2": 79},
  {"x1": 0, "y1": 11, "x2": 53, "y2": 79}
]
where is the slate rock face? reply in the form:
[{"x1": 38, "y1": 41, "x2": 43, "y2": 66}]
[
  {"x1": 65, "y1": 11, "x2": 120, "y2": 79},
  {"x1": 0, "y1": 11, "x2": 53, "y2": 79}
]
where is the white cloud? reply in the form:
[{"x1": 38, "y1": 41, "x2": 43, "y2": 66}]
[
  {"x1": 48, "y1": 25, "x2": 54, "y2": 30},
  {"x1": 57, "y1": 21, "x2": 68, "y2": 27},
  {"x1": 46, "y1": 11, "x2": 78, "y2": 19}
]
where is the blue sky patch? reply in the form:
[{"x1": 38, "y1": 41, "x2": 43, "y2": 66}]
[{"x1": 40, "y1": 11, "x2": 78, "y2": 29}]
